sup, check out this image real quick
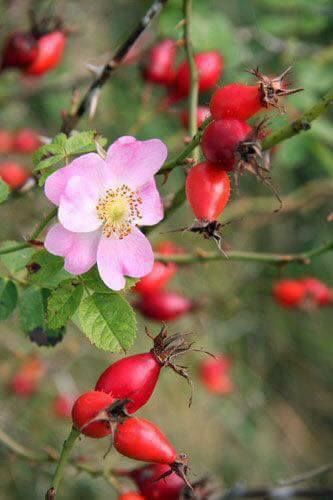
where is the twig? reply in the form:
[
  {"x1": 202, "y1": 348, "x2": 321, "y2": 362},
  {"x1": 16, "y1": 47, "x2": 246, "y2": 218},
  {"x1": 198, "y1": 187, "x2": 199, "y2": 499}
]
[
  {"x1": 45, "y1": 427, "x2": 80, "y2": 499},
  {"x1": 278, "y1": 463, "x2": 333, "y2": 487},
  {"x1": 183, "y1": 0, "x2": 199, "y2": 161},
  {"x1": 221, "y1": 484, "x2": 333, "y2": 498},
  {"x1": 61, "y1": 0, "x2": 169, "y2": 134},
  {"x1": 154, "y1": 238, "x2": 333, "y2": 266}
]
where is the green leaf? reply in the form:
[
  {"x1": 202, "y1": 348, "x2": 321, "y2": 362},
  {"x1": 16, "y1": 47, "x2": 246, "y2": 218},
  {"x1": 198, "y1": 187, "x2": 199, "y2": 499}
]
[
  {"x1": 47, "y1": 281, "x2": 83, "y2": 329},
  {"x1": 78, "y1": 292, "x2": 136, "y2": 352},
  {"x1": 0, "y1": 278, "x2": 18, "y2": 320},
  {"x1": 0, "y1": 179, "x2": 9, "y2": 204},
  {"x1": 28, "y1": 250, "x2": 71, "y2": 288},
  {"x1": 66, "y1": 131, "x2": 107, "y2": 155},
  {"x1": 19, "y1": 286, "x2": 47, "y2": 332},
  {"x1": 0, "y1": 241, "x2": 35, "y2": 273},
  {"x1": 36, "y1": 153, "x2": 64, "y2": 171}
]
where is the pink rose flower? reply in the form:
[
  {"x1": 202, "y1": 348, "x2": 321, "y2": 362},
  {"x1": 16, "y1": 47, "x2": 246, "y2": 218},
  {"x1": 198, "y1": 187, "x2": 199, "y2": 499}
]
[{"x1": 44, "y1": 136, "x2": 167, "y2": 290}]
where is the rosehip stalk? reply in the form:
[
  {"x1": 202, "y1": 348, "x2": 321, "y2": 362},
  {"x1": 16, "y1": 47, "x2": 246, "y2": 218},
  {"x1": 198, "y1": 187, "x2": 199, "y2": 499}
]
[{"x1": 96, "y1": 326, "x2": 196, "y2": 411}]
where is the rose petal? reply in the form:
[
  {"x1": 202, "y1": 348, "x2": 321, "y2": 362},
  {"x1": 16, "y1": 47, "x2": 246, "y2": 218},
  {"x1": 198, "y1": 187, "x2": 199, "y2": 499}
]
[
  {"x1": 97, "y1": 227, "x2": 154, "y2": 290},
  {"x1": 138, "y1": 179, "x2": 164, "y2": 226},
  {"x1": 45, "y1": 223, "x2": 100, "y2": 275},
  {"x1": 45, "y1": 153, "x2": 107, "y2": 206},
  {"x1": 105, "y1": 137, "x2": 167, "y2": 189},
  {"x1": 58, "y1": 176, "x2": 102, "y2": 233}
]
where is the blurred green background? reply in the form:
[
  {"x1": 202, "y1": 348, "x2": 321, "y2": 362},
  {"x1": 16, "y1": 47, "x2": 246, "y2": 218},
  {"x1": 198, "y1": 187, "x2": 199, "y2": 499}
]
[{"x1": 0, "y1": 0, "x2": 332, "y2": 498}]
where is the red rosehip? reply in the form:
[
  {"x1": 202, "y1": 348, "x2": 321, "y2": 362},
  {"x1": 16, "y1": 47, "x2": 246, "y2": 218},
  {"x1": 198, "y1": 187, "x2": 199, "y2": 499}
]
[
  {"x1": 173, "y1": 51, "x2": 223, "y2": 98},
  {"x1": 24, "y1": 31, "x2": 66, "y2": 76},
  {"x1": 181, "y1": 106, "x2": 211, "y2": 129},
  {"x1": 53, "y1": 394, "x2": 75, "y2": 419},
  {"x1": 301, "y1": 278, "x2": 332, "y2": 307},
  {"x1": 1, "y1": 32, "x2": 38, "y2": 70},
  {"x1": 273, "y1": 280, "x2": 306, "y2": 308},
  {"x1": 210, "y1": 68, "x2": 303, "y2": 121},
  {"x1": 134, "y1": 242, "x2": 182, "y2": 295},
  {"x1": 185, "y1": 162, "x2": 231, "y2": 220},
  {"x1": 199, "y1": 355, "x2": 233, "y2": 395},
  {"x1": 0, "y1": 162, "x2": 30, "y2": 189},
  {"x1": 9, "y1": 358, "x2": 45, "y2": 398},
  {"x1": 0, "y1": 130, "x2": 14, "y2": 153},
  {"x1": 95, "y1": 326, "x2": 192, "y2": 413},
  {"x1": 118, "y1": 493, "x2": 145, "y2": 500},
  {"x1": 201, "y1": 119, "x2": 252, "y2": 169},
  {"x1": 210, "y1": 84, "x2": 261, "y2": 121},
  {"x1": 115, "y1": 417, "x2": 177, "y2": 464},
  {"x1": 136, "y1": 291, "x2": 194, "y2": 321},
  {"x1": 116, "y1": 464, "x2": 184, "y2": 500},
  {"x1": 142, "y1": 39, "x2": 177, "y2": 86},
  {"x1": 13, "y1": 129, "x2": 41, "y2": 153},
  {"x1": 71, "y1": 391, "x2": 114, "y2": 438}
]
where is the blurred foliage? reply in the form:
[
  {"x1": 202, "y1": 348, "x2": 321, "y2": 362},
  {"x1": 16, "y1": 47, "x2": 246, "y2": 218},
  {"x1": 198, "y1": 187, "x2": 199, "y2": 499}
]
[{"x1": 0, "y1": 0, "x2": 332, "y2": 499}]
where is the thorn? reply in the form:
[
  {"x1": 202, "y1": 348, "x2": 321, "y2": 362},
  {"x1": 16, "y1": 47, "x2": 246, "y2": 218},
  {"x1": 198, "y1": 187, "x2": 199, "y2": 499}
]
[{"x1": 86, "y1": 63, "x2": 104, "y2": 77}]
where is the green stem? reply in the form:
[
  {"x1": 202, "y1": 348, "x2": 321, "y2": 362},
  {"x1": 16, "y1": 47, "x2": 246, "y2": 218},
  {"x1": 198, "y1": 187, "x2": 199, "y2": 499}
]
[
  {"x1": 46, "y1": 427, "x2": 80, "y2": 499},
  {"x1": 0, "y1": 207, "x2": 57, "y2": 256},
  {"x1": 154, "y1": 239, "x2": 333, "y2": 266},
  {"x1": 183, "y1": 0, "x2": 199, "y2": 161},
  {"x1": 262, "y1": 87, "x2": 333, "y2": 151}
]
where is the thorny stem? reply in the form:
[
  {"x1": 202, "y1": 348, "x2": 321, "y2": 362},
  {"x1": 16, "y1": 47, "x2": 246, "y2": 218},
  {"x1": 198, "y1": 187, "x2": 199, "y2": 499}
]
[
  {"x1": 154, "y1": 238, "x2": 333, "y2": 266},
  {"x1": 183, "y1": 0, "x2": 199, "y2": 161},
  {"x1": 45, "y1": 427, "x2": 80, "y2": 499},
  {"x1": 61, "y1": 0, "x2": 169, "y2": 134}
]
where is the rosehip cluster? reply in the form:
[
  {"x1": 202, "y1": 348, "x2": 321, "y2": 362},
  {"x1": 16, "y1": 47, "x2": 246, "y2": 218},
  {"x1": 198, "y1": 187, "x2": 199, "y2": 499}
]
[
  {"x1": 0, "y1": 129, "x2": 40, "y2": 190},
  {"x1": 141, "y1": 40, "x2": 222, "y2": 129},
  {"x1": 71, "y1": 327, "x2": 200, "y2": 489},
  {"x1": 273, "y1": 277, "x2": 333, "y2": 310},
  {"x1": 134, "y1": 241, "x2": 196, "y2": 322},
  {"x1": 184, "y1": 67, "x2": 303, "y2": 249},
  {"x1": 1, "y1": 27, "x2": 66, "y2": 76}
]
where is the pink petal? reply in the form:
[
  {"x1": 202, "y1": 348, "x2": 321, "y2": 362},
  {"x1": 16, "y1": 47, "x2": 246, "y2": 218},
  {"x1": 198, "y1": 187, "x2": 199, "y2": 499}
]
[
  {"x1": 45, "y1": 153, "x2": 107, "y2": 206},
  {"x1": 138, "y1": 179, "x2": 164, "y2": 226},
  {"x1": 45, "y1": 223, "x2": 100, "y2": 275},
  {"x1": 105, "y1": 137, "x2": 167, "y2": 188},
  {"x1": 58, "y1": 176, "x2": 102, "y2": 233},
  {"x1": 97, "y1": 227, "x2": 154, "y2": 291}
]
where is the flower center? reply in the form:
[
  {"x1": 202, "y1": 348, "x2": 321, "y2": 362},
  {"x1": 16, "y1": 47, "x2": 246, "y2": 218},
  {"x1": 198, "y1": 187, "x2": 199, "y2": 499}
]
[{"x1": 96, "y1": 184, "x2": 142, "y2": 238}]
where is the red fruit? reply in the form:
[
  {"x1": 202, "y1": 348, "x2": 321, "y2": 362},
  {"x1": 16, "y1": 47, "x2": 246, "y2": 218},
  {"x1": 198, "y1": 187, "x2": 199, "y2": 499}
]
[
  {"x1": 210, "y1": 84, "x2": 261, "y2": 121},
  {"x1": 13, "y1": 129, "x2": 41, "y2": 153},
  {"x1": 1, "y1": 32, "x2": 38, "y2": 70},
  {"x1": 0, "y1": 162, "x2": 30, "y2": 189},
  {"x1": 201, "y1": 119, "x2": 252, "y2": 168},
  {"x1": 10, "y1": 358, "x2": 44, "y2": 398},
  {"x1": 136, "y1": 291, "x2": 194, "y2": 321},
  {"x1": 273, "y1": 280, "x2": 306, "y2": 308},
  {"x1": 115, "y1": 417, "x2": 177, "y2": 464},
  {"x1": 24, "y1": 31, "x2": 66, "y2": 76},
  {"x1": 185, "y1": 162, "x2": 231, "y2": 220},
  {"x1": 95, "y1": 326, "x2": 192, "y2": 413},
  {"x1": 142, "y1": 39, "x2": 177, "y2": 86},
  {"x1": 199, "y1": 356, "x2": 233, "y2": 395},
  {"x1": 53, "y1": 394, "x2": 75, "y2": 419},
  {"x1": 174, "y1": 51, "x2": 223, "y2": 98},
  {"x1": 301, "y1": 278, "x2": 332, "y2": 306},
  {"x1": 210, "y1": 68, "x2": 303, "y2": 121},
  {"x1": 118, "y1": 493, "x2": 145, "y2": 500},
  {"x1": 71, "y1": 391, "x2": 114, "y2": 438},
  {"x1": 0, "y1": 130, "x2": 14, "y2": 153},
  {"x1": 181, "y1": 106, "x2": 211, "y2": 129},
  {"x1": 134, "y1": 241, "x2": 182, "y2": 295},
  {"x1": 116, "y1": 464, "x2": 184, "y2": 500}
]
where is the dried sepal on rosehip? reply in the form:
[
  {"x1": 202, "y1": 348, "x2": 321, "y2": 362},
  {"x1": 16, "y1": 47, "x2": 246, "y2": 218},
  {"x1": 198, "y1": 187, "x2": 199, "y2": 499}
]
[{"x1": 249, "y1": 66, "x2": 304, "y2": 112}]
